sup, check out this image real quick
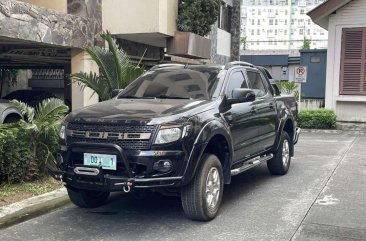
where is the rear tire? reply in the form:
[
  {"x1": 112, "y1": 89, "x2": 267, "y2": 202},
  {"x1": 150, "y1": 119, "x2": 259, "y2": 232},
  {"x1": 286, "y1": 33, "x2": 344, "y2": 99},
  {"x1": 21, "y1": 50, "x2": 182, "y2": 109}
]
[
  {"x1": 181, "y1": 154, "x2": 224, "y2": 221},
  {"x1": 267, "y1": 131, "x2": 292, "y2": 175},
  {"x1": 67, "y1": 188, "x2": 110, "y2": 208}
]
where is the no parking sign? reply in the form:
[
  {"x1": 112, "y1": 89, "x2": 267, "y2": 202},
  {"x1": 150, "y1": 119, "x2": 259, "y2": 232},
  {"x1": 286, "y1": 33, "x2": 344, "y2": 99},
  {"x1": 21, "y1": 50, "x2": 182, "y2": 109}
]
[{"x1": 294, "y1": 66, "x2": 307, "y2": 83}]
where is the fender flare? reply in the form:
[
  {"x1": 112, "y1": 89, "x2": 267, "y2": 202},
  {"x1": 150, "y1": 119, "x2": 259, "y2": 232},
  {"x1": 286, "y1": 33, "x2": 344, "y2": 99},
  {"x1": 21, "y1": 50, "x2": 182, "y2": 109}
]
[
  {"x1": 1, "y1": 107, "x2": 22, "y2": 124},
  {"x1": 182, "y1": 119, "x2": 234, "y2": 185},
  {"x1": 272, "y1": 115, "x2": 296, "y2": 156}
]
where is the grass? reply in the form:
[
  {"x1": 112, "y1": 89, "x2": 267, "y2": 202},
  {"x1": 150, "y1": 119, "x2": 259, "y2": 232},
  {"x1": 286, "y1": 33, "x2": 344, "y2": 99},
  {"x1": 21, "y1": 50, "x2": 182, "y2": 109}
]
[{"x1": 0, "y1": 178, "x2": 62, "y2": 207}]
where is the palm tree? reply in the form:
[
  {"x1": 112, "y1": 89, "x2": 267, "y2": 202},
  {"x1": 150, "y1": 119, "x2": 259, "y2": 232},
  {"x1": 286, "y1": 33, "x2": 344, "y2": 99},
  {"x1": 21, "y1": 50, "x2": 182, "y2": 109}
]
[
  {"x1": 71, "y1": 31, "x2": 144, "y2": 101},
  {"x1": 0, "y1": 98, "x2": 69, "y2": 178}
]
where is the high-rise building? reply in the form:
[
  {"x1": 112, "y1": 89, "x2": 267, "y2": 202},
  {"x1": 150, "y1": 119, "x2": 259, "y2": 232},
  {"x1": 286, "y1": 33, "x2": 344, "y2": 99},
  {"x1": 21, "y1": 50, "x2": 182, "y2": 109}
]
[{"x1": 241, "y1": 0, "x2": 328, "y2": 50}]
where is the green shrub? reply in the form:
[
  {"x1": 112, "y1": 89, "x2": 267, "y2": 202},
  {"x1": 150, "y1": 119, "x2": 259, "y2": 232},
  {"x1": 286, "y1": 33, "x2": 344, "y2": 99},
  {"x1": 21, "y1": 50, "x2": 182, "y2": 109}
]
[
  {"x1": 177, "y1": 0, "x2": 220, "y2": 36},
  {"x1": 0, "y1": 128, "x2": 32, "y2": 183},
  {"x1": 298, "y1": 109, "x2": 336, "y2": 129}
]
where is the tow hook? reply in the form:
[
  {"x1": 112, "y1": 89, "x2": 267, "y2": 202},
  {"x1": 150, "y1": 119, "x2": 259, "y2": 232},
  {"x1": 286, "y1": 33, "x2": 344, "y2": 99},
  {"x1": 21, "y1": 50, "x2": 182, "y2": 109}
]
[{"x1": 122, "y1": 181, "x2": 133, "y2": 193}]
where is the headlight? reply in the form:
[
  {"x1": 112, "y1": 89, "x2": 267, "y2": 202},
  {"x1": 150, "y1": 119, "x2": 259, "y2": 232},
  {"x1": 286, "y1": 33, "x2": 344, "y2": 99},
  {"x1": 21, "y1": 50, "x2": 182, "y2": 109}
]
[
  {"x1": 154, "y1": 127, "x2": 182, "y2": 144},
  {"x1": 59, "y1": 123, "x2": 67, "y2": 140}
]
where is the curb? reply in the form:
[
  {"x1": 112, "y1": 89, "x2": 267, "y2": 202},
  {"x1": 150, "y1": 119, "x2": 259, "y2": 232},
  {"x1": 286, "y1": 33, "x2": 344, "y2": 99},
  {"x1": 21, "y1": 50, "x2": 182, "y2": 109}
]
[
  {"x1": 301, "y1": 129, "x2": 366, "y2": 135},
  {"x1": 0, "y1": 187, "x2": 70, "y2": 230}
]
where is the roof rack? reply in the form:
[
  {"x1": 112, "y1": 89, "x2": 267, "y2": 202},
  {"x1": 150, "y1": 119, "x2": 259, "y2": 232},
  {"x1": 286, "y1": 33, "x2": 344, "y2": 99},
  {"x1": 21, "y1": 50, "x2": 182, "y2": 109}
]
[
  {"x1": 150, "y1": 64, "x2": 185, "y2": 71},
  {"x1": 224, "y1": 61, "x2": 254, "y2": 69}
]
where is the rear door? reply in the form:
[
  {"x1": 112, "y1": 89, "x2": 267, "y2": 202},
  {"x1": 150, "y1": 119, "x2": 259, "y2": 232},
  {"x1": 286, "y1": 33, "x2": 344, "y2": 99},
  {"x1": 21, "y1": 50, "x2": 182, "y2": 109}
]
[{"x1": 244, "y1": 70, "x2": 277, "y2": 151}]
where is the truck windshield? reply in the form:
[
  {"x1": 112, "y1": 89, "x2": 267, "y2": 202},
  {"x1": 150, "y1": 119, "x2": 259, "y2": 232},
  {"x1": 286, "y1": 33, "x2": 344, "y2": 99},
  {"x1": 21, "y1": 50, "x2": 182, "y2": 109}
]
[{"x1": 118, "y1": 66, "x2": 222, "y2": 100}]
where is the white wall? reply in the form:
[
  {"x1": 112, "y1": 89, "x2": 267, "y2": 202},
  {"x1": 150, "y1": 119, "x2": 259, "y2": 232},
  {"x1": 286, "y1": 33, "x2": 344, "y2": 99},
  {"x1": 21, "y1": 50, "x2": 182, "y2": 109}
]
[
  {"x1": 325, "y1": 0, "x2": 366, "y2": 122},
  {"x1": 217, "y1": 29, "x2": 231, "y2": 57}
]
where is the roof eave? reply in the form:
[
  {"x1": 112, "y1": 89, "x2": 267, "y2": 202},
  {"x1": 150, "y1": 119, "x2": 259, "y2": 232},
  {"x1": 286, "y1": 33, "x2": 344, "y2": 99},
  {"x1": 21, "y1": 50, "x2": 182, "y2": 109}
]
[{"x1": 307, "y1": 0, "x2": 353, "y2": 30}]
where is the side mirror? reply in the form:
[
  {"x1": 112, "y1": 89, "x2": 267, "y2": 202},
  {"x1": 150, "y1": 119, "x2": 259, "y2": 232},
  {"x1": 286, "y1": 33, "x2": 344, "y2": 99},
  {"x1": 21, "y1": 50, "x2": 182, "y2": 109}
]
[
  {"x1": 111, "y1": 89, "x2": 124, "y2": 98},
  {"x1": 228, "y1": 88, "x2": 256, "y2": 104}
]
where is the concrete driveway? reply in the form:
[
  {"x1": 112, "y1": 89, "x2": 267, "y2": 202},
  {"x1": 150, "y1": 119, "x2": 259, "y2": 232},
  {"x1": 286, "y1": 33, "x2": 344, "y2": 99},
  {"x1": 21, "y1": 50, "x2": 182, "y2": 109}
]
[{"x1": 0, "y1": 132, "x2": 365, "y2": 241}]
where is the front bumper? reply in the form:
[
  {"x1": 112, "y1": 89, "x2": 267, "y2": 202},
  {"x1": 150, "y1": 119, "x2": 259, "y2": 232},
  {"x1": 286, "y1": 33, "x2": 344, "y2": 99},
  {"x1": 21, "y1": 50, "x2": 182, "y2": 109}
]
[{"x1": 50, "y1": 142, "x2": 186, "y2": 192}]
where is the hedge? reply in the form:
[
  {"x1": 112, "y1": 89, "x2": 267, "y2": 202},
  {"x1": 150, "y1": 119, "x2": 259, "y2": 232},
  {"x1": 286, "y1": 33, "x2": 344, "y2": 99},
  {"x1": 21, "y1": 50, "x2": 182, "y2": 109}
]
[
  {"x1": 0, "y1": 126, "x2": 59, "y2": 184},
  {"x1": 298, "y1": 109, "x2": 336, "y2": 129}
]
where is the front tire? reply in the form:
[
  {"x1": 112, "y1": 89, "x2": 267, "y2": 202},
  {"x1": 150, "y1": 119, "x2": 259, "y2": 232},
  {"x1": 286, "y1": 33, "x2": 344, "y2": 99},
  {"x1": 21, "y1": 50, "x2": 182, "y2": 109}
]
[
  {"x1": 267, "y1": 131, "x2": 292, "y2": 175},
  {"x1": 181, "y1": 154, "x2": 224, "y2": 221},
  {"x1": 67, "y1": 187, "x2": 110, "y2": 208}
]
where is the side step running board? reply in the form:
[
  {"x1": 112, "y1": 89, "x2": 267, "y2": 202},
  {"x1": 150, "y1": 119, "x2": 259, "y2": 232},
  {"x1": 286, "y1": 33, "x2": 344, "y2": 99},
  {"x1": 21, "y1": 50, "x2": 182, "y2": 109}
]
[{"x1": 231, "y1": 154, "x2": 273, "y2": 176}]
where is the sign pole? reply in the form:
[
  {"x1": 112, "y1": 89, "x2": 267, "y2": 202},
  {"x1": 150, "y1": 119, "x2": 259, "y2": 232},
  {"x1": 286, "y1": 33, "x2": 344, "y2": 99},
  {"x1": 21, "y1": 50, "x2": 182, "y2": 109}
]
[{"x1": 298, "y1": 83, "x2": 301, "y2": 113}]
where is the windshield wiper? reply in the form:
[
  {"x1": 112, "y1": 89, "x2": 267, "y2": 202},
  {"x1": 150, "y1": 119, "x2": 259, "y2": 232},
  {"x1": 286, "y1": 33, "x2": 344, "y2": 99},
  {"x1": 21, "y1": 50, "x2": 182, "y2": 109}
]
[{"x1": 155, "y1": 95, "x2": 191, "y2": 100}]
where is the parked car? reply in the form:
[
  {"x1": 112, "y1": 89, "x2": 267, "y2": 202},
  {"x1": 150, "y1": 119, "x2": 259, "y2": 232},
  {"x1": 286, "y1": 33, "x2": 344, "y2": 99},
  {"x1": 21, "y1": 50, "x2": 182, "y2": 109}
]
[
  {"x1": 2, "y1": 89, "x2": 58, "y2": 108},
  {"x1": 49, "y1": 61, "x2": 300, "y2": 221}
]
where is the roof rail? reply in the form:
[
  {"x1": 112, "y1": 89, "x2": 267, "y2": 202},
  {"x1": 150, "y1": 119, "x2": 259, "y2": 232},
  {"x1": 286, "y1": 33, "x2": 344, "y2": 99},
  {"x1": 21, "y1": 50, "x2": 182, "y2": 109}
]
[
  {"x1": 224, "y1": 61, "x2": 254, "y2": 69},
  {"x1": 150, "y1": 64, "x2": 185, "y2": 70}
]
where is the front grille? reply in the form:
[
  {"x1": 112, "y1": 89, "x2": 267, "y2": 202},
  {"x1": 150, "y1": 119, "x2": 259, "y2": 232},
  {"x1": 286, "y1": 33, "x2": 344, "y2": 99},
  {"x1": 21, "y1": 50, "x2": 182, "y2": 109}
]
[{"x1": 67, "y1": 122, "x2": 158, "y2": 150}]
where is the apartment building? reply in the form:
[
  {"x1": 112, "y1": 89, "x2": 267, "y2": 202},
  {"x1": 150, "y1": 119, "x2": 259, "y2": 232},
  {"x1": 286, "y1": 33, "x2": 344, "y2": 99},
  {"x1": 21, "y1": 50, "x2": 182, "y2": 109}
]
[
  {"x1": 241, "y1": 0, "x2": 328, "y2": 50},
  {"x1": 0, "y1": 0, "x2": 238, "y2": 110}
]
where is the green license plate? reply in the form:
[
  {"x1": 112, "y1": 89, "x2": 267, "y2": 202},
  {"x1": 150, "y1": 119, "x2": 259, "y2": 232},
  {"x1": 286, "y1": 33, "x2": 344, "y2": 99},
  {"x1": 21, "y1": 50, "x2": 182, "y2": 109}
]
[{"x1": 83, "y1": 153, "x2": 117, "y2": 170}]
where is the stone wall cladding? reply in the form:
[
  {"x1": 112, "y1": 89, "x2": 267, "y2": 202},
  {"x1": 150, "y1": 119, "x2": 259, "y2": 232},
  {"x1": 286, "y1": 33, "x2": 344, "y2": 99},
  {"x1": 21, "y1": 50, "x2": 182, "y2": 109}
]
[
  {"x1": 230, "y1": 0, "x2": 240, "y2": 61},
  {"x1": 0, "y1": 0, "x2": 97, "y2": 48},
  {"x1": 67, "y1": 0, "x2": 102, "y2": 46}
]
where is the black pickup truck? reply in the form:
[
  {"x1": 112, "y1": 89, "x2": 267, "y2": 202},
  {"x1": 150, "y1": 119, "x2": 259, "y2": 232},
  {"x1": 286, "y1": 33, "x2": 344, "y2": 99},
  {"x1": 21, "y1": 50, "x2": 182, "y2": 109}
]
[{"x1": 51, "y1": 61, "x2": 300, "y2": 221}]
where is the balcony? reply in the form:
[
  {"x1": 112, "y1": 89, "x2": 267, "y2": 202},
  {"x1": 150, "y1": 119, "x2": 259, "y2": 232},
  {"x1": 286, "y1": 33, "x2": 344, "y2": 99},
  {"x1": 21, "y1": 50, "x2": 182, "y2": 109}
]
[
  {"x1": 166, "y1": 32, "x2": 211, "y2": 59},
  {"x1": 102, "y1": 0, "x2": 178, "y2": 47}
]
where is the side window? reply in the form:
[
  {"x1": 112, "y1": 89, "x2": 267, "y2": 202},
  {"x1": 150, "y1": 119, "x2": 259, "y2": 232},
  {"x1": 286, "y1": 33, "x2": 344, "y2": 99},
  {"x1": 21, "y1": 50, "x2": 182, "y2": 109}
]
[
  {"x1": 246, "y1": 71, "x2": 267, "y2": 97},
  {"x1": 226, "y1": 71, "x2": 248, "y2": 98}
]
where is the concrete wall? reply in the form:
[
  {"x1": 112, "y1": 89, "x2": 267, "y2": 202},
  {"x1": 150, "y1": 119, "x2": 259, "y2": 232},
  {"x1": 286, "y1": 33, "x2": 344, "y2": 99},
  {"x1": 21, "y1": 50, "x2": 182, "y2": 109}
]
[
  {"x1": 18, "y1": 0, "x2": 67, "y2": 13},
  {"x1": 102, "y1": 0, "x2": 177, "y2": 37},
  {"x1": 325, "y1": 0, "x2": 366, "y2": 122},
  {"x1": 217, "y1": 29, "x2": 231, "y2": 57}
]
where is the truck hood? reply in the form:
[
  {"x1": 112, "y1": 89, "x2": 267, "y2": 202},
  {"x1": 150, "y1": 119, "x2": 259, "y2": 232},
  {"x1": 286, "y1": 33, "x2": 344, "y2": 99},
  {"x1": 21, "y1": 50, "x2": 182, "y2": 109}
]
[{"x1": 66, "y1": 98, "x2": 215, "y2": 124}]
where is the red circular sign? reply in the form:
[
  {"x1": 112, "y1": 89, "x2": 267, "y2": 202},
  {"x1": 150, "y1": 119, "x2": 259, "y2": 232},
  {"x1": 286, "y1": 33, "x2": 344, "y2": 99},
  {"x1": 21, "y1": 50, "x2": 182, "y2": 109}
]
[{"x1": 297, "y1": 67, "x2": 305, "y2": 75}]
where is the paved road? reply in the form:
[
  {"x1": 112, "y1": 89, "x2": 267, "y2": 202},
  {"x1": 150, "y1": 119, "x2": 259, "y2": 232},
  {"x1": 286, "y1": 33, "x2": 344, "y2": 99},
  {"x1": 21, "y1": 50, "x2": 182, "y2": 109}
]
[{"x1": 1, "y1": 132, "x2": 365, "y2": 241}]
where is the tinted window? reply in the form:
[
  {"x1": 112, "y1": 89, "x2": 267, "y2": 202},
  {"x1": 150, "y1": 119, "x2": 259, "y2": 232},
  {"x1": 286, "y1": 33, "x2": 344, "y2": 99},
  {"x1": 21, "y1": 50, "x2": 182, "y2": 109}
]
[
  {"x1": 246, "y1": 71, "x2": 267, "y2": 97},
  {"x1": 119, "y1": 66, "x2": 221, "y2": 100},
  {"x1": 226, "y1": 71, "x2": 248, "y2": 98}
]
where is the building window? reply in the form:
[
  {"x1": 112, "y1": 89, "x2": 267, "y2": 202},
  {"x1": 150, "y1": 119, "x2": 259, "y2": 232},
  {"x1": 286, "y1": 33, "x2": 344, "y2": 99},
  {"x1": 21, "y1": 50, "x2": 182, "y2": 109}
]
[
  {"x1": 299, "y1": 29, "x2": 304, "y2": 35},
  {"x1": 251, "y1": 29, "x2": 255, "y2": 35},
  {"x1": 257, "y1": 29, "x2": 260, "y2": 35},
  {"x1": 258, "y1": 9, "x2": 261, "y2": 15},
  {"x1": 275, "y1": 19, "x2": 278, "y2": 25},
  {"x1": 308, "y1": 19, "x2": 311, "y2": 25},
  {"x1": 340, "y1": 28, "x2": 366, "y2": 95},
  {"x1": 307, "y1": 29, "x2": 310, "y2": 35},
  {"x1": 252, "y1": 19, "x2": 255, "y2": 25},
  {"x1": 284, "y1": 30, "x2": 287, "y2": 35},
  {"x1": 275, "y1": 29, "x2": 278, "y2": 35},
  {"x1": 269, "y1": 19, "x2": 274, "y2": 25},
  {"x1": 285, "y1": 19, "x2": 287, "y2": 25},
  {"x1": 257, "y1": 19, "x2": 261, "y2": 25},
  {"x1": 300, "y1": 9, "x2": 305, "y2": 14},
  {"x1": 218, "y1": 3, "x2": 232, "y2": 32}
]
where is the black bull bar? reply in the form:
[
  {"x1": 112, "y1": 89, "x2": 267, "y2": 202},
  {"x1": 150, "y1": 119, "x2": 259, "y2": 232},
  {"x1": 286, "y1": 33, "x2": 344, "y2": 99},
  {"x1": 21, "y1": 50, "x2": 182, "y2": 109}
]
[{"x1": 47, "y1": 142, "x2": 182, "y2": 191}]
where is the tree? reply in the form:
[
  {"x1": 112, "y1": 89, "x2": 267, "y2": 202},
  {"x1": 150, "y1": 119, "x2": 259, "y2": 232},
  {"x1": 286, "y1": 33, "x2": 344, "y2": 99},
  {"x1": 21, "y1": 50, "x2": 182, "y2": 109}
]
[
  {"x1": 302, "y1": 37, "x2": 311, "y2": 50},
  {"x1": 0, "y1": 98, "x2": 69, "y2": 179},
  {"x1": 177, "y1": 0, "x2": 220, "y2": 36},
  {"x1": 241, "y1": 37, "x2": 248, "y2": 50},
  {"x1": 71, "y1": 31, "x2": 144, "y2": 101}
]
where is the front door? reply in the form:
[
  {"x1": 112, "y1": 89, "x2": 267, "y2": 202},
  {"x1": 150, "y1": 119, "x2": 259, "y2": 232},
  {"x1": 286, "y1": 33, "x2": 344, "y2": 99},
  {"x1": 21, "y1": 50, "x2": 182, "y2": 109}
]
[{"x1": 222, "y1": 70, "x2": 259, "y2": 163}]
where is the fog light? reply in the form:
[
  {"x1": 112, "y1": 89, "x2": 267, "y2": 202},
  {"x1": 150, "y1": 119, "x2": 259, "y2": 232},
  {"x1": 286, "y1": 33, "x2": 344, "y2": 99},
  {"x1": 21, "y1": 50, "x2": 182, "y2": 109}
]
[{"x1": 153, "y1": 160, "x2": 172, "y2": 173}]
